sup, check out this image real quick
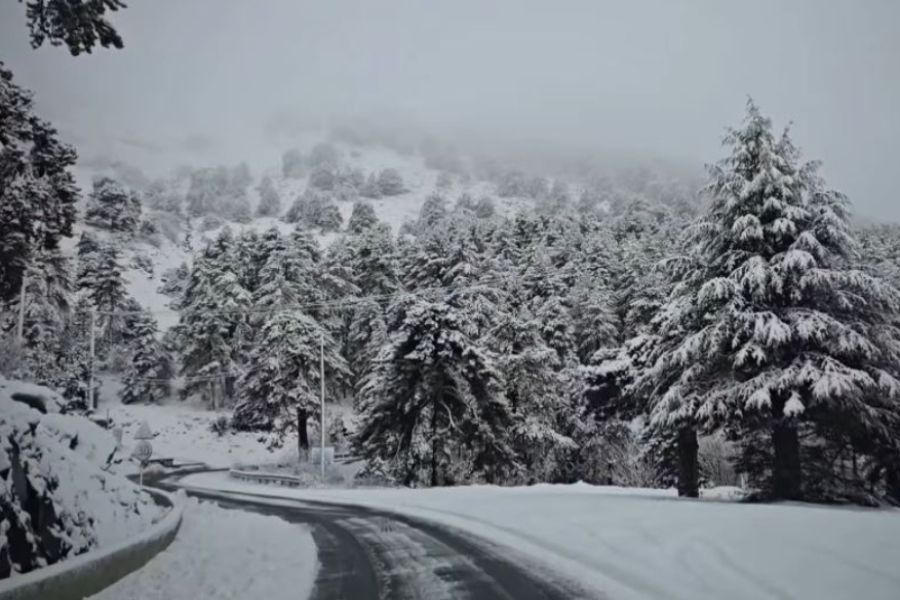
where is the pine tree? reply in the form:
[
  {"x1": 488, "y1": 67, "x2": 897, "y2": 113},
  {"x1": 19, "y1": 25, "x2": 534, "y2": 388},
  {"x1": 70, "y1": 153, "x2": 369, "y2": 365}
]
[
  {"x1": 328, "y1": 224, "x2": 400, "y2": 302},
  {"x1": 256, "y1": 175, "x2": 281, "y2": 217},
  {"x1": 346, "y1": 299, "x2": 387, "y2": 392},
  {"x1": 487, "y1": 302, "x2": 574, "y2": 482},
  {"x1": 417, "y1": 193, "x2": 448, "y2": 230},
  {"x1": 120, "y1": 309, "x2": 172, "y2": 404},
  {"x1": 475, "y1": 196, "x2": 496, "y2": 219},
  {"x1": 347, "y1": 201, "x2": 378, "y2": 233},
  {"x1": 360, "y1": 173, "x2": 382, "y2": 199},
  {"x1": 377, "y1": 168, "x2": 405, "y2": 196},
  {"x1": 232, "y1": 311, "x2": 348, "y2": 455},
  {"x1": 80, "y1": 243, "x2": 129, "y2": 348},
  {"x1": 145, "y1": 178, "x2": 182, "y2": 214},
  {"x1": 356, "y1": 299, "x2": 516, "y2": 486},
  {"x1": 632, "y1": 100, "x2": 900, "y2": 501},
  {"x1": 75, "y1": 232, "x2": 101, "y2": 292},
  {"x1": 9, "y1": 251, "x2": 71, "y2": 385},
  {"x1": 175, "y1": 228, "x2": 250, "y2": 406},
  {"x1": 0, "y1": 63, "x2": 78, "y2": 304},
  {"x1": 84, "y1": 176, "x2": 140, "y2": 232}
]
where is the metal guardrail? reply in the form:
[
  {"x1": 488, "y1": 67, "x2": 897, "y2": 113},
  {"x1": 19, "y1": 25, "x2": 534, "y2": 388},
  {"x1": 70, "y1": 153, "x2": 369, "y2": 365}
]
[
  {"x1": 229, "y1": 468, "x2": 304, "y2": 487},
  {"x1": 0, "y1": 488, "x2": 183, "y2": 600}
]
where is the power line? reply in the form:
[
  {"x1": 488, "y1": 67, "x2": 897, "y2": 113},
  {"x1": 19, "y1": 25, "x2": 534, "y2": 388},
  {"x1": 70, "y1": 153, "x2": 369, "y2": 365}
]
[{"x1": 85, "y1": 274, "x2": 516, "y2": 319}]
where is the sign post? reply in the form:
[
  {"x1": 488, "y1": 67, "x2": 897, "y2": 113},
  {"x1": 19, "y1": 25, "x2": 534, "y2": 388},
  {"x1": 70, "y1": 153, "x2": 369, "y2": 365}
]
[{"x1": 132, "y1": 421, "x2": 154, "y2": 489}]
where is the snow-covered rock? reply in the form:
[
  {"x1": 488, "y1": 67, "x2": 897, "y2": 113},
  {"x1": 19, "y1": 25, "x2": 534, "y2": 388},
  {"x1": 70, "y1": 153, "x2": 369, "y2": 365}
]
[{"x1": 0, "y1": 380, "x2": 163, "y2": 580}]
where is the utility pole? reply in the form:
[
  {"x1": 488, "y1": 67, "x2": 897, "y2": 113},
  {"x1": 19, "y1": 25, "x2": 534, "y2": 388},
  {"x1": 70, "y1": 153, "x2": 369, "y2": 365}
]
[
  {"x1": 89, "y1": 308, "x2": 97, "y2": 410},
  {"x1": 16, "y1": 269, "x2": 28, "y2": 342},
  {"x1": 320, "y1": 331, "x2": 325, "y2": 479}
]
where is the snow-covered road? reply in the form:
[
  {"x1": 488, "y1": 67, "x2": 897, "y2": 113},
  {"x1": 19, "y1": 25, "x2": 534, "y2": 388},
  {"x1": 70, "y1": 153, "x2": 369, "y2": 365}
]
[
  {"x1": 155, "y1": 473, "x2": 594, "y2": 600},
  {"x1": 88, "y1": 498, "x2": 318, "y2": 600}
]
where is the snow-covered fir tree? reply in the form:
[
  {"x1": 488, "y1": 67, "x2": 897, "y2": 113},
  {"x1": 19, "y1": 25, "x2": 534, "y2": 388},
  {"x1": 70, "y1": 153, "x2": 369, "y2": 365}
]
[
  {"x1": 359, "y1": 172, "x2": 382, "y2": 199},
  {"x1": 347, "y1": 200, "x2": 378, "y2": 233},
  {"x1": 7, "y1": 251, "x2": 71, "y2": 385},
  {"x1": 256, "y1": 175, "x2": 281, "y2": 217},
  {"x1": 232, "y1": 311, "x2": 348, "y2": 455},
  {"x1": 120, "y1": 309, "x2": 172, "y2": 404},
  {"x1": 174, "y1": 227, "x2": 250, "y2": 407},
  {"x1": 0, "y1": 62, "x2": 78, "y2": 305},
  {"x1": 487, "y1": 300, "x2": 574, "y2": 482},
  {"x1": 356, "y1": 298, "x2": 516, "y2": 486},
  {"x1": 377, "y1": 168, "x2": 405, "y2": 196},
  {"x1": 79, "y1": 243, "x2": 130, "y2": 349},
  {"x1": 624, "y1": 100, "x2": 900, "y2": 501},
  {"x1": 84, "y1": 176, "x2": 140, "y2": 232}
]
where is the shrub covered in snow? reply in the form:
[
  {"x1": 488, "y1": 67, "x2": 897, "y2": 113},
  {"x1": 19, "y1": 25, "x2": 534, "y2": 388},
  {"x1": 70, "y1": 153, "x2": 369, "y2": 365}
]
[{"x1": 0, "y1": 380, "x2": 162, "y2": 579}]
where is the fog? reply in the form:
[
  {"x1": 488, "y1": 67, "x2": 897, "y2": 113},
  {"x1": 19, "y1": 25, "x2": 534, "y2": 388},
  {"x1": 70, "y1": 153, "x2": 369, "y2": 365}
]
[{"x1": 1, "y1": 0, "x2": 897, "y2": 220}]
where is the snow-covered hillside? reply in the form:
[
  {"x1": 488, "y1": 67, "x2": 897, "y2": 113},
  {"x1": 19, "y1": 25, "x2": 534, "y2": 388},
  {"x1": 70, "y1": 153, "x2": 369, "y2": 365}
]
[{"x1": 71, "y1": 134, "x2": 544, "y2": 330}]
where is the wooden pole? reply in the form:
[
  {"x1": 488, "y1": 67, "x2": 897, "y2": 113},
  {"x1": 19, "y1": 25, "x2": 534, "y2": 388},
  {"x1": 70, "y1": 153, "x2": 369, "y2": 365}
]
[
  {"x1": 320, "y1": 331, "x2": 325, "y2": 479},
  {"x1": 89, "y1": 308, "x2": 97, "y2": 410}
]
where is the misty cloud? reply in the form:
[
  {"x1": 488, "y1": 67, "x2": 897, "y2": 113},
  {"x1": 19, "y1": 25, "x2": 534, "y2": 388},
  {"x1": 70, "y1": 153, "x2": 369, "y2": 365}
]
[{"x1": 0, "y1": 0, "x2": 897, "y2": 219}]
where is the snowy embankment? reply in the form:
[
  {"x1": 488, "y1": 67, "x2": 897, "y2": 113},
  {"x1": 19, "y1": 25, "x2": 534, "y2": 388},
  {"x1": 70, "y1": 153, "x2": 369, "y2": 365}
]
[
  {"x1": 0, "y1": 378, "x2": 166, "y2": 581},
  {"x1": 88, "y1": 498, "x2": 317, "y2": 600},
  {"x1": 180, "y1": 471, "x2": 900, "y2": 600},
  {"x1": 97, "y1": 380, "x2": 278, "y2": 471}
]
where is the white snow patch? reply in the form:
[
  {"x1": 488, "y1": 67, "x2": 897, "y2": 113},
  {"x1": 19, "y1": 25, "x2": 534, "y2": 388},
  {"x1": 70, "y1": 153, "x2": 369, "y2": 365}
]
[
  {"x1": 99, "y1": 391, "x2": 277, "y2": 470},
  {"x1": 88, "y1": 498, "x2": 317, "y2": 600},
  {"x1": 180, "y1": 472, "x2": 900, "y2": 600}
]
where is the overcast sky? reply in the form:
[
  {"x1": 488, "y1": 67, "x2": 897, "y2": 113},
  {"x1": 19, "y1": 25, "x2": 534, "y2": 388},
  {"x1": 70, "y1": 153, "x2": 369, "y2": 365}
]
[{"x1": 1, "y1": 0, "x2": 897, "y2": 220}]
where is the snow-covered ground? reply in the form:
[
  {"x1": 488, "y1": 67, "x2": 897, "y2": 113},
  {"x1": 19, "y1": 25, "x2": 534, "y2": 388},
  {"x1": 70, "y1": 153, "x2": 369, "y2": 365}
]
[
  {"x1": 180, "y1": 472, "x2": 900, "y2": 600},
  {"x1": 88, "y1": 498, "x2": 317, "y2": 600},
  {"x1": 96, "y1": 375, "x2": 359, "y2": 473},
  {"x1": 97, "y1": 381, "x2": 277, "y2": 471}
]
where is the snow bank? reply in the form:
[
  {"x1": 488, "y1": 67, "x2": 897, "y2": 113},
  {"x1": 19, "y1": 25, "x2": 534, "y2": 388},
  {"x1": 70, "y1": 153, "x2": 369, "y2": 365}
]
[
  {"x1": 181, "y1": 472, "x2": 900, "y2": 600},
  {"x1": 0, "y1": 489, "x2": 181, "y2": 600},
  {"x1": 0, "y1": 376, "x2": 65, "y2": 414},
  {"x1": 88, "y1": 498, "x2": 317, "y2": 600},
  {"x1": 1, "y1": 384, "x2": 164, "y2": 579}
]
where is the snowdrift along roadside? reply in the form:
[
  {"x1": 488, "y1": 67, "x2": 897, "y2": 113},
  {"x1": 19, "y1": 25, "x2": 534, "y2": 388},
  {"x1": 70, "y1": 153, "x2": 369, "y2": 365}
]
[
  {"x1": 180, "y1": 471, "x2": 900, "y2": 600},
  {"x1": 88, "y1": 497, "x2": 317, "y2": 600}
]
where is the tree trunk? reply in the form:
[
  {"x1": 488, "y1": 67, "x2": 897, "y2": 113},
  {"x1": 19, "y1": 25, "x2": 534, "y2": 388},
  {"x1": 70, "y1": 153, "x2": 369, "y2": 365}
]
[
  {"x1": 430, "y1": 403, "x2": 440, "y2": 487},
  {"x1": 677, "y1": 425, "x2": 699, "y2": 498},
  {"x1": 772, "y1": 420, "x2": 802, "y2": 500},
  {"x1": 885, "y1": 464, "x2": 900, "y2": 505},
  {"x1": 297, "y1": 407, "x2": 310, "y2": 460}
]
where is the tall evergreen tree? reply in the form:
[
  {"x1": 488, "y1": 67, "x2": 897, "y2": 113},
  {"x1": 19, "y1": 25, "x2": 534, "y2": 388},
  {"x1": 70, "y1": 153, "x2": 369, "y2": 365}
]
[
  {"x1": 232, "y1": 311, "x2": 348, "y2": 454},
  {"x1": 175, "y1": 228, "x2": 250, "y2": 406},
  {"x1": 630, "y1": 101, "x2": 900, "y2": 500},
  {"x1": 356, "y1": 299, "x2": 516, "y2": 486},
  {"x1": 84, "y1": 176, "x2": 140, "y2": 232},
  {"x1": 347, "y1": 201, "x2": 378, "y2": 233},
  {"x1": 120, "y1": 309, "x2": 172, "y2": 404},
  {"x1": 0, "y1": 63, "x2": 78, "y2": 305},
  {"x1": 256, "y1": 175, "x2": 281, "y2": 217}
]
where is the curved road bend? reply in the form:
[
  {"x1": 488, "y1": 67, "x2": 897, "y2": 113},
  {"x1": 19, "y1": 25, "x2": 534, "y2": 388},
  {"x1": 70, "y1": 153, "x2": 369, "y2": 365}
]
[{"x1": 147, "y1": 470, "x2": 600, "y2": 600}]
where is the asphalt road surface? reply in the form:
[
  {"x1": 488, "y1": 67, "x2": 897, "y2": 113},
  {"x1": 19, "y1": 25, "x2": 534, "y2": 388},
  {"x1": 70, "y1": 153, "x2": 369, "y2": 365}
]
[{"x1": 150, "y1": 471, "x2": 598, "y2": 600}]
